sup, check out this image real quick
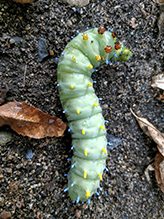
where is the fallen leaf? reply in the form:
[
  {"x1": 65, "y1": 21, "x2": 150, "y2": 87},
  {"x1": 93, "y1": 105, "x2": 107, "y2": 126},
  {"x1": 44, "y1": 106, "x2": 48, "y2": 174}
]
[
  {"x1": 155, "y1": 152, "x2": 164, "y2": 193},
  {"x1": 0, "y1": 102, "x2": 66, "y2": 139},
  {"x1": 130, "y1": 109, "x2": 164, "y2": 156},
  {"x1": 151, "y1": 73, "x2": 164, "y2": 90}
]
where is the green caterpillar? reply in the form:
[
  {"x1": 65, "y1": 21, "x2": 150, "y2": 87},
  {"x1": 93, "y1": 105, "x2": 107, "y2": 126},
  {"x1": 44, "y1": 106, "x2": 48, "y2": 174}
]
[{"x1": 57, "y1": 27, "x2": 132, "y2": 203}]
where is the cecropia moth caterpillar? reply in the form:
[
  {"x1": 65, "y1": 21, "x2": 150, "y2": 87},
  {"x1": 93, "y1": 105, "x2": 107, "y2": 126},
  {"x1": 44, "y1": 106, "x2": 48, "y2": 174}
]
[{"x1": 57, "y1": 26, "x2": 132, "y2": 203}]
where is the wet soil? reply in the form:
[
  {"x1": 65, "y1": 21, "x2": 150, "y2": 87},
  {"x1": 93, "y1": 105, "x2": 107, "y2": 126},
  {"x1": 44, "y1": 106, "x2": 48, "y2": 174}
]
[{"x1": 0, "y1": 0, "x2": 164, "y2": 218}]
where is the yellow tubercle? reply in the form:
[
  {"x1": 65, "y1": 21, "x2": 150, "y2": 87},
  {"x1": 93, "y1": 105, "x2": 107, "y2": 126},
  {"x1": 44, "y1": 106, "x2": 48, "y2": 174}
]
[
  {"x1": 82, "y1": 129, "x2": 85, "y2": 135},
  {"x1": 76, "y1": 109, "x2": 80, "y2": 114},
  {"x1": 70, "y1": 84, "x2": 74, "y2": 89},
  {"x1": 88, "y1": 64, "x2": 93, "y2": 69},
  {"x1": 95, "y1": 55, "x2": 101, "y2": 61},
  {"x1": 93, "y1": 103, "x2": 98, "y2": 107},
  {"x1": 98, "y1": 173, "x2": 103, "y2": 180},
  {"x1": 102, "y1": 148, "x2": 107, "y2": 154},
  {"x1": 72, "y1": 56, "x2": 76, "y2": 60},
  {"x1": 84, "y1": 171, "x2": 87, "y2": 179},
  {"x1": 83, "y1": 33, "x2": 88, "y2": 40},
  {"x1": 100, "y1": 126, "x2": 105, "y2": 130},
  {"x1": 86, "y1": 191, "x2": 91, "y2": 199},
  {"x1": 84, "y1": 150, "x2": 88, "y2": 157},
  {"x1": 88, "y1": 82, "x2": 93, "y2": 86}
]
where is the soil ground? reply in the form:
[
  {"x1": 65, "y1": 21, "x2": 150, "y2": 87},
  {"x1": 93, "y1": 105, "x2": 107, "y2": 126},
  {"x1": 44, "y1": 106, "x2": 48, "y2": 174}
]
[{"x1": 0, "y1": 0, "x2": 164, "y2": 218}]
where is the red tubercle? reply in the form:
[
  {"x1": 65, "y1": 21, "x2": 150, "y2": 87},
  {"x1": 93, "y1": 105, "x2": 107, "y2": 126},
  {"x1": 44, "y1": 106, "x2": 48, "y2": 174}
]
[
  {"x1": 115, "y1": 43, "x2": 121, "y2": 50},
  {"x1": 105, "y1": 45, "x2": 112, "y2": 53},
  {"x1": 112, "y1": 31, "x2": 117, "y2": 38},
  {"x1": 98, "y1": 26, "x2": 105, "y2": 35}
]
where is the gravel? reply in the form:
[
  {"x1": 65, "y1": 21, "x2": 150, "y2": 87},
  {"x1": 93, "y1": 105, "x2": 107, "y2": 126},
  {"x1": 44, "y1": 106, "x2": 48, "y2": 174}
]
[{"x1": 0, "y1": 0, "x2": 164, "y2": 218}]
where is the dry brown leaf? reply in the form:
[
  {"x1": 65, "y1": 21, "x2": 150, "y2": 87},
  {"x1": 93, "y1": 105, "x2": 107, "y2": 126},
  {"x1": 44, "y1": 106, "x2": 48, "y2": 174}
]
[
  {"x1": 155, "y1": 152, "x2": 164, "y2": 193},
  {"x1": 130, "y1": 109, "x2": 164, "y2": 156},
  {"x1": 151, "y1": 73, "x2": 164, "y2": 90},
  {"x1": 0, "y1": 102, "x2": 66, "y2": 139}
]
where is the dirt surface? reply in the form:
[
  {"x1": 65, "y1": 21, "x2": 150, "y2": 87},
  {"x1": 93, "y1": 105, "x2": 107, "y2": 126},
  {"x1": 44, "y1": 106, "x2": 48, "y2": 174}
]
[{"x1": 0, "y1": 0, "x2": 164, "y2": 218}]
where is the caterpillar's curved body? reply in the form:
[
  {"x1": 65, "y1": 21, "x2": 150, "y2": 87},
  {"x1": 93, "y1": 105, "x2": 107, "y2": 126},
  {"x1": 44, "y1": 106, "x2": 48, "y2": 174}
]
[{"x1": 57, "y1": 27, "x2": 132, "y2": 203}]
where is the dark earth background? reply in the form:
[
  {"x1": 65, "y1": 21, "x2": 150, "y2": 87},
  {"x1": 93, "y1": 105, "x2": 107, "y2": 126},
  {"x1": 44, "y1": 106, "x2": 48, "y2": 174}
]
[{"x1": 0, "y1": 0, "x2": 164, "y2": 218}]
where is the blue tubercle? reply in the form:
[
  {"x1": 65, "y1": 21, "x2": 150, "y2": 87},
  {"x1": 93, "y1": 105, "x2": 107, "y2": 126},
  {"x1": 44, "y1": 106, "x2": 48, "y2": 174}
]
[
  {"x1": 76, "y1": 196, "x2": 80, "y2": 203},
  {"x1": 71, "y1": 145, "x2": 75, "y2": 150},
  {"x1": 56, "y1": 83, "x2": 60, "y2": 88},
  {"x1": 64, "y1": 188, "x2": 69, "y2": 192},
  {"x1": 71, "y1": 182, "x2": 75, "y2": 187},
  {"x1": 71, "y1": 163, "x2": 75, "y2": 168},
  {"x1": 96, "y1": 192, "x2": 99, "y2": 196},
  {"x1": 99, "y1": 186, "x2": 102, "y2": 191},
  {"x1": 104, "y1": 167, "x2": 109, "y2": 171}
]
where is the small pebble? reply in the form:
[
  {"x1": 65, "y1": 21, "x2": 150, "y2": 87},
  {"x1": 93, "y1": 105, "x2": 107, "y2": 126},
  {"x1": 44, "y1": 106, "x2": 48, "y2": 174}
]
[
  {"x1": 9, "y1": 38, "x2": 15, "y2": 44},
  {"x1": 75, "y1": 209, "x2": 81, "y2": 218},
  {"x1": 6, "y1": 168, "x2": 12, "y2": 174},
  {"x1": 0, "y1": 174, "x2": 4, "y2": 179},
  {"x1": 0, "y1": 197, "x2": 4, "y2": 207},
  {"x1": 0, "y1": 132, "x2": 12, "y2": 145},
  {"x1": 26, "y1": 149, "x2": 33, "y2": 159},
  {"x1": 49, "y1": 50, "x2": 54, "y2": 56}
]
